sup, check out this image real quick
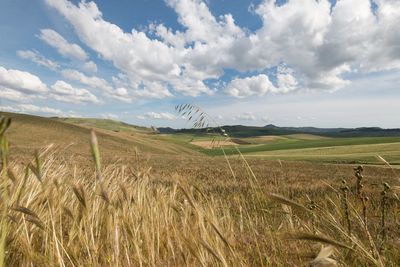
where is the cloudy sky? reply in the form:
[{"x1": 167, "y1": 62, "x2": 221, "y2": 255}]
[{"x1": 0, "y1": 0, "x2": 399, "y2": 128}]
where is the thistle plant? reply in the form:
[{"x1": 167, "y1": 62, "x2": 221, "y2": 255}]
[
  {"x1": 354, "y1": 165, "x2": 364, "y2": 198},
  {"x1": 340, "y1": 179, "x2": 351, "y2": 235},
  {"x1": 380, "y1": 182, "x2": 390, "y2": 248}
]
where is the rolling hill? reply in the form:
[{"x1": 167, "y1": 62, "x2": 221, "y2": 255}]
[
  {"x1": 0, "y1": 112, "x2": 198, "y2": 161},
  {"x1": 3, "y1": 111, "x2": 400, "y2": 165}
]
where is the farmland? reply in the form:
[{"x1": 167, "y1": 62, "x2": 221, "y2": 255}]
[
  {"x1": 0, "y1": 112, "x2": 399, "y2": 266},
  {"x1": 160, "y1": 132, "x2": 400, "y2": 164}
]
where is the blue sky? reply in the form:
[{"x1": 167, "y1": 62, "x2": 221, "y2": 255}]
[{"x1": 0, "y1": 0, "x2": 399, "y2": 128}]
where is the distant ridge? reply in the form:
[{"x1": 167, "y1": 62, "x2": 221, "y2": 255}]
[{"x1": 158, "y1": 124, "x2": 400, "y2": 138}]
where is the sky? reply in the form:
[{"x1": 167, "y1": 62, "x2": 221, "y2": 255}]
[{"x1": 0, "y1": 0, "x2": 399, "y2": 128}]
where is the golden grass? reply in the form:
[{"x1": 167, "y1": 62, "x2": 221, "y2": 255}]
[
  {"x1": 0, "y1": 111, "x2": 199, "y2": 160},
  {"x1": 1, "y1": 111, "x2": 400, "y2": 266}
]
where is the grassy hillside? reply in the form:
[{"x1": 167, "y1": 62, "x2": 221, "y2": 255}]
[
  {"x1": 56, "y1": 117, "x2": 151, "y2": 133},
  {"x1": 0, "y1": 112, "x2": 198, "y2": 161}
]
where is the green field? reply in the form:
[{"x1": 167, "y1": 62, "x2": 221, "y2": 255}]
[{"x1": 161, "y1": 133, "x2": 400, "y2": 164}]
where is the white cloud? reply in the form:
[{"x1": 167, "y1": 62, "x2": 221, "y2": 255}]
[
  {"x1": 50, "y1": 80, "x2": 101, "y2": 104},
  {"x1": 19, "y1": 104, "x2": 64, "y2": 115},
  {"x1": 276, "y1": 65, "x2": 299, "y2": 93},
  {"x1": 44, "y1": 0, "x2": 214, "y2": 98},
  {"x1": 225, "y1": 66, "x2": 298, "y2": 98},
  {"x1": 61, "y1": 68, "x2": 149, "y2": 102},
  {"x1": 251, "y1": 0, "x2": 400, "y2": 89},
  {"x1": 100, "y1": 113, "x2": 119, "y2": 120},
  {"x1": 45, "y1": 0, "x2": 400, "y2": 100},
  {"x1": 17, "y1": 50, "x2": 59, "y2": 70},
  {"x1": 0, "y1": 104, "x2": 65, "y2": 116},
  {"x1": 0, "y1": 65, "x2": 48, "y2": 94},
  {"x1": 137, "y1": 112, "x2": 176, "y2": 120},
  {"x1": 83, "y1": 61, "x2": 97, "y2": 72},
  {"x1": 38, "y1": 28, "x2": 88, "y2": 61},
  {"x1": 234, "y1": 112, "x2": 256, "y2": 121},
  {"x1": 61, "y1": 69, "x2": 111, "y2": 92},
  {"x1": 0, "y1": 105, "x2": 19, "y2": 113},
  {"x1": 0, "y1": 88, "x2": 36, "y2": 102},
  {"x1": 225, "y1": 75, "x2": 275, "y2": 98},
  {"x1": 111, "y1": 74, "x2": 173, "y2": 101},
  {"x1": 0, "y1": 65, "x2": 103, "y2": 105}
]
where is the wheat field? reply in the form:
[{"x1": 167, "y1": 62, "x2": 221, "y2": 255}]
[{"x1": 1, "y1": 113, "x2": 400, "y2": 266}]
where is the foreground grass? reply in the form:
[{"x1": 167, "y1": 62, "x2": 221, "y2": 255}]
[{"x1": 1, "y1": 116, "x2": 400, "y2": 266}]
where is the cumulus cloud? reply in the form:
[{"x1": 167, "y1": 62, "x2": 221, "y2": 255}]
[
  {"x1": 17, "y1": 50, "x2": 59, "y2": 70},
  {"x1": 38, "y1": 29, "x2": 88, "y2": 61},
  {"x1": 45, "y1": 0, "x2": 400, "y2": 99},
  {"x1": 50, "y1": 80, "x2": 101, "y2": 104},
  {"x1": 0, "y1": 65, "x2": 101, "y2": 106},
  {"x1": 226, "y1": 75, "x2": 276, "y2": 98},
  {"x1": 225, "y1": 66, "x2": 298, "y2": 97},
  {"x1": 0, "y1": 65, "x2": 48, "y2": 94},
  {"x1": 44, "y1": 0, "x2": 214, "y2": 99},
  {"x1": 137, "y1": 112, "x2": 176, "y2": 120},
  {"x1": 249, "y1": 0, "x2": 400, "y2": 90}
]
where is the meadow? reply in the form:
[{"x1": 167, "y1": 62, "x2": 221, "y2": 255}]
[{"x1": 0, "y1": 111, "x2": 399, "y2": 266}]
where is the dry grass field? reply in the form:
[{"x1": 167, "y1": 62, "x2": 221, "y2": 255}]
[
  {"x1": 1, "y1": 112, "x2": 198, "y2": 162},
  {"x1": 0, "y1": 111, "x2": 399, "y2": 266}
]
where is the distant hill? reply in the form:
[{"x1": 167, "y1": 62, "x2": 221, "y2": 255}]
[
  {"x1": 158, "y1": 124, "x2": 400, "y2": 138},
  {"x1": 157, "y1": 127, "x2": 176, "y2": 134}
]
